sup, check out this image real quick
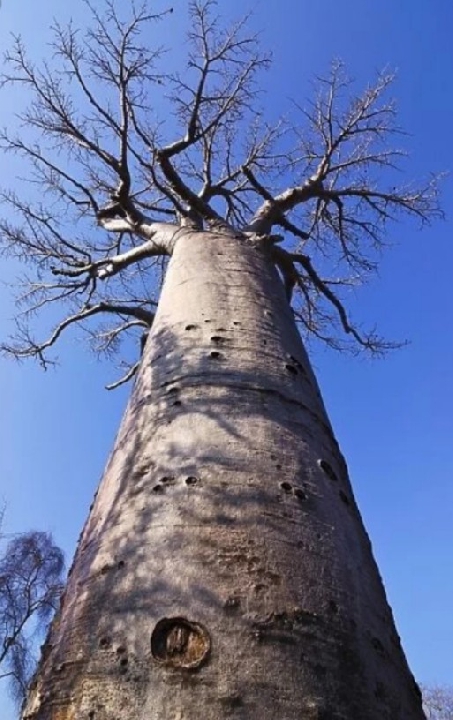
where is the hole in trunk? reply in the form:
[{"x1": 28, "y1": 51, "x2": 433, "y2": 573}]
[
  {"x1": 185, "y1": 324, "x2": 198, "y2": 331},
  {"x1": 280, "y1": 482, "x2": 292, "y2": 493},
  {"x1": 318, "y1": 459, "x2": 338, "y2": 481},
  {"x1": 152, "y1": 485, "x2": 165, "y2": 494},
  {"x1": 151, "y1": 617, "x2": 211, "y2": 669},
  {"x1": 210, "y1": 351, "x2": 222, "y2": 359},
  {"x1": 285, "y1": 364, "x2": 298, "y2": 376},
  {"x1": 172, "y1": 400, "x2": 182, "y2": 407},
  {"x1": 210, "y1": 335, "x2": 225, "y2": 344},
  {"x1": 339, "y1": 490, "x2": 350, "y2": 505},
  {"x1": 224, "y1": 595, "x2": 241, "y2": 612},
  {"x1": 294, "y1": 488, "x2": 307, "y2": 501},
  {"x1": 371, "y1": 637, "x2": 385, "y2": 656},
  {"x1": 185, "y1": 476, "x2": 198, "y2": 486}
]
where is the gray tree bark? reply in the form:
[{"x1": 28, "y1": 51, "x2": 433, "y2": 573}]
[{"x1": 23, "y1": 228, "x2": 425, "y2": 720}]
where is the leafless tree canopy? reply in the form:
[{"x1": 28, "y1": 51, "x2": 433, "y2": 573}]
[
  {"x1": 0, "y1": 0, "x2": 442, "y2": 386},
  {"x1": 422, "y1": 686, "x2": 453, "y2": 720},
  {"x1": 0, "y1": 527, "x2": 64, "y2": 703}
]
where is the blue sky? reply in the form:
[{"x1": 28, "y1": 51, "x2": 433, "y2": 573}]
[{"x1": 1, "y1": 0, "x2": 452, "y2": 716}]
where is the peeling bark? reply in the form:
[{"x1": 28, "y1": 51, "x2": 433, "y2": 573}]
[{"x1": 23, "y1": 230, "x2": 424, "y2": 720}]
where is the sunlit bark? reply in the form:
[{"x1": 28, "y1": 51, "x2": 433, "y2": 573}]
[{"x1": 23, "y1": 228, "x2": 424, "y2": 719}]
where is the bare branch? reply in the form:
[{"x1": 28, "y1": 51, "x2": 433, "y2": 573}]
[
  {"x1": 106, "y1": 361, "x2": 140, "y2": 391},
  {"x1": 1, "y1": 302, "x2": 154, "y2": 368},
  {"x1": 272, "y1": 245, "x2": 402, "y2": 354},
  {"x1": 0, "y1": 4, "x2": 443, "y2": 367}
]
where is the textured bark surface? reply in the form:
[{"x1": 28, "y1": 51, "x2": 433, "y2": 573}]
[{"x1": 23, "y1": 230, "x2": 425, "y2": 720}]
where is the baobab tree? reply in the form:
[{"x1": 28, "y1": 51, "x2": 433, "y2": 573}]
[{"x1": 0, "y1": 1, "x2": 441, "y2": 718}]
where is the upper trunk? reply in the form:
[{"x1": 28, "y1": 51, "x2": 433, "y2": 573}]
[{"x1": 23, "y1": 229, "x2": 424, "y2": 720}]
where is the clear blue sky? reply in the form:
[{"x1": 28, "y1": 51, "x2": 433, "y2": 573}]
[{"x1": 1, "y1": 1, "x2": 452, "y2": 716}]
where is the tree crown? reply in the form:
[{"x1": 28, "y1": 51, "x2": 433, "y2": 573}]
[{"x1": 0, "y1": 0, "x2": 442, "y2": 387}]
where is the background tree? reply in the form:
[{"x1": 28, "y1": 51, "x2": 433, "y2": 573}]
[
  {"x1": 422, "y1": 686, "x2": 453, "y2": 720},
  {"x1": 0, "y1": 2, "x2": 442, "y2": 719},
  {"x1": 0, "y1": 515, "x2": 64, "y2": 705}
]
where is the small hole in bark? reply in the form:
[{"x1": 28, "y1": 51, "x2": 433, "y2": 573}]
[
  {"x1": 219, "y1": 695, "x2": 243, "y2": 708},
  {"x1": 117, "y1": 560, "x2": 125, "y2": 569},
  {"x1": 314, "y1": 664, "x2": 327, "y2": 678},
  {"x1": 204, "y1": 319, "x2": 211, "y2": 323},
  {"x1": 280, "y1": 482, "x2": 292, "y2": 493},
  {"x1": 216, "y1": 327, "x2": 226, "y2": 331},
  {"x1": 172, "y1": 399, "x2": 182, "y2": 407},
  {"x1": 89, "y1": 712, "x2": 95, "y2": 720},
  {"x1": 262, "y1": 339, "x2": 267, "y2": 345},
  {"x1": 116, "y1": 646, "x2": 127, "y2": 655},
  {"x1": 161, "y1": 476, "x2": 175, "y2": 484},
  {"x1": 371, "y1": 637, "x2": 385, "y2": 656},
  {"x1": 318, "y1": 459, "x2": 338, "y2": 482},
  {"x1": 339, "y1": 490, "x2": 350, "y2": 505},
  {"x1": 294, "y1": 488, "x2": 307, "y2": 501},
  {"x1": 99, "y1": 636, "x2": 111, "y2": 649},
  {"x1": 210, "y1": 351, "x2": 221, "y2": 359},
  {"x1": 271, "y1": 454, "x2": 277, "y2": 460},
  {"x1": 285, "y1": 364, "x2": 298, "y2": 376},
  {"x1": 119, "y1": 656, "x2": 129, "y2": 667},
  {"x1": 224, "y1": 595, "x2": 241, "y2": 612},
  {"x1": 185, "y1": 324, "x2": 197, "y2": 331},
  {"x1": 185, "y1": 476, "x2": 198, "y2": 486},
  {"x1": 264, "y1": 310, "x2": 273, "y2": 317},
  {"x1": 275, "y1": 463, "x2": 282, "y2": 470},
  {"x1": 233, "y1": 321, "x2": 241, "y2": 326},
  {"x1": 152, "y1": 485, "x2": 164, "y2": 494},
  {"x1": 210, "y1": 335, "x2": 225, "y2": 344},
  {"x1": 167, "y1": 386, "x2": 179, "y2": 394},
  {"x1": 328, "y1": 600, "x2": 338, "y2": 614},
  {"x1": 151, "y1": 617, "x2": 211, "y2": 669}
]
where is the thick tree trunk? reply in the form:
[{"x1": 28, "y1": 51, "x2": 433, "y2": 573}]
[{"x1": 23, "y1": 229, "x2": 424, "y2": 720}]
